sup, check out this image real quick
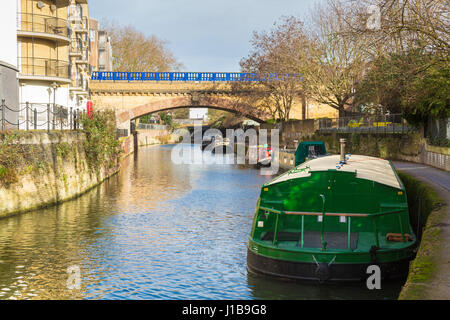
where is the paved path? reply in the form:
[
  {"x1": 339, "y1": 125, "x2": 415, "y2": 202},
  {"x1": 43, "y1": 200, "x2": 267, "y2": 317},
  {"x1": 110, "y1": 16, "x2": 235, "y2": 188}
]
[
  {"x1": 393, "y1": 161, "x2": 450, "y2": 191},
  {"x1": 393, "y1": 161, "x2": 450, "y2": 299}
]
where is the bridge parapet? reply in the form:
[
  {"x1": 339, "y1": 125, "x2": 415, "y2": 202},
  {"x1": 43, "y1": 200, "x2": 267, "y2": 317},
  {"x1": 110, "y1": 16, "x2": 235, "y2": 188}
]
[{"x1": 91, "y1": 71, "x2": 301, "y2": 82}]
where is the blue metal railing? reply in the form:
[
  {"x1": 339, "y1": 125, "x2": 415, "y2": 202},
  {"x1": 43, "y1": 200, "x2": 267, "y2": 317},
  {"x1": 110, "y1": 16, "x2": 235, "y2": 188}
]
[{"x1": 91, "y1": 72, "x2": 302, "y2": 82}]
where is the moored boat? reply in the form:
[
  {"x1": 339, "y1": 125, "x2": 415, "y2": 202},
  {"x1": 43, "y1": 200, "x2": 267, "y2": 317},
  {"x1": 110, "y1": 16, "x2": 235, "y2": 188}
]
[
  {"x1": 211, "y1": 137, "x2": 232, "y2": 154},
  {"x1": 246, "y1": 144, "x2": 273, "y2": 167},
  {"x1": 295, "y1": 141, "x2": 328, "y2": 166},
  {"x1": 247, "y1": 142, "x2": 416, "y2": 283}
]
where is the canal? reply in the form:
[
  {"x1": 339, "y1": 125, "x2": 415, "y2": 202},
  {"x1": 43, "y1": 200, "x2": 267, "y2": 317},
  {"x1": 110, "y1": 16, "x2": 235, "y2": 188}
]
[{"x1": 0, "y1": 144, "x2": 404, "y2": 299}]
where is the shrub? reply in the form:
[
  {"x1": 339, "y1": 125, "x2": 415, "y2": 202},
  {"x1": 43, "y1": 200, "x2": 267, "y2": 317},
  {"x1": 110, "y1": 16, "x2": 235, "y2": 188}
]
[{"x1": 80, "y1": 110, "x2": 121, "y2": 170}]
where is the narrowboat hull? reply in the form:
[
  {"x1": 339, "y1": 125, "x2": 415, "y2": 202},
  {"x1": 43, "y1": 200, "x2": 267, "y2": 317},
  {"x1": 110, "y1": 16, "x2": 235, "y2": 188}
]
[
  {"x1": 247, "y1": 154, "x2": 417, "y2": 283},
  {"x1": 247, "y1": 248, "x2": 413, "y2": 283}
]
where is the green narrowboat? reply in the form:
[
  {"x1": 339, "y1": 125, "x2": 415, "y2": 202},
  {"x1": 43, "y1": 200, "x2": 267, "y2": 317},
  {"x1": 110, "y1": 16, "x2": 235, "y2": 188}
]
[
  {"x1": 295, "y1": 141, "x2": 327, "y2": 166},
  {"x1": 247, "y1": 152, "x2": 416, "y2": 282}
]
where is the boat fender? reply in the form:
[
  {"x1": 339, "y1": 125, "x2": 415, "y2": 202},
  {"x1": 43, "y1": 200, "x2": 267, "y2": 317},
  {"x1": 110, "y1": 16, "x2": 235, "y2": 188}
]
[
  {"x1": 315, "y1": 263, "x2": 331, "y2": 283},
  {"x1": 313, "y1": 255, "x2": 335, "y2": 283},
  {"x1": 370, "y1": 245, "x2": 379, "y2": 263}
]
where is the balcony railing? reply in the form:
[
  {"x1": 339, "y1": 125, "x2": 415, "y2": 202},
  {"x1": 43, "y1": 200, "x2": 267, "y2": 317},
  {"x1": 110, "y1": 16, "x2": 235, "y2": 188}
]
[
  {"x1": 72, "y1": 76, "x2": 88, "y2": 91},
  {"x1": 70, "y1": 16, "x2": 88, "y2": 32},
  {"x1": 70, "y1": 44, "x2": 89, "y2": 61},
  {"x1": 19, "y1": 57, "x2": 70, "y2": 79},
  {"x1": 17, "y1": 12, "x2": 69, "y2": 38}
]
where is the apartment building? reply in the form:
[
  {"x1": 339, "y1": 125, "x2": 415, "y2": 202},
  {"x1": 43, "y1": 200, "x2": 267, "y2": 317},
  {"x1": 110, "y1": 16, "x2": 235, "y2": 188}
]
[
  {"x1": 2, "y1": 0, "x2": 109, "y2": 130},
  {"x1": 17, "y1": 0, "x2": 72, "y2": 123},
  {"x1": 68, "y1": 0, "x2": 90, "y2": 110},
  {"x1": 98, "y1": 30, "x2": 113, "y2": 71},
  {"x1": 0, "y1": 0, "x2": 20, "y2": 129},
  {"x1": 88, "y1": 18, "x2": 99, "y2": 71},
  {"x1": 89, "y1": 18, "x2": 113, "y2": 72},
  {"x1": 13, "y1": 0, "x2": 91, "y2": 129}
]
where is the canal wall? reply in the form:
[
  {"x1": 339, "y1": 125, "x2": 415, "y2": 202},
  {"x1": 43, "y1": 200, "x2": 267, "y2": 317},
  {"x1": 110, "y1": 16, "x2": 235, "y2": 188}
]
[
  {"x1": 398, "y1": 172, "x2": 449, "y2": 300},
  {"x1": 136, "y1": 129, "x2": 181, "y2": 147},
  {"x1": 0, "y1": 131, "x2": 121, "y2": 218},
  {"x1": 272, "y1": 127, "x2": 449, "y2": 171}
]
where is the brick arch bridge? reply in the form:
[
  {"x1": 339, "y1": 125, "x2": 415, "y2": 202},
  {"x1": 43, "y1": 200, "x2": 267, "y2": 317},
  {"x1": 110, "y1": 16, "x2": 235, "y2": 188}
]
[
  {"x1": 115, "y1": 95, "x2": 269, "y2": 126},
  {"x1": 89, "y1": 72, "x2": 306, "y2": 131}
]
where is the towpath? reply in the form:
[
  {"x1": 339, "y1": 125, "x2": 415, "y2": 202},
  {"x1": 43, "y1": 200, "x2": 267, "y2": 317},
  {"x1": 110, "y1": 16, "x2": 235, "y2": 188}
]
[{"x1": 393, "y1": 161, "x2": 450, "y2": 191}]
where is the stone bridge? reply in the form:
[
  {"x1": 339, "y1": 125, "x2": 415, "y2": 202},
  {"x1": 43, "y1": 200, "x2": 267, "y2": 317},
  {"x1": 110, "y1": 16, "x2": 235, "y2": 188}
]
[{"x1": 89, "y1": 72, "x2": 308, "y2": 131}]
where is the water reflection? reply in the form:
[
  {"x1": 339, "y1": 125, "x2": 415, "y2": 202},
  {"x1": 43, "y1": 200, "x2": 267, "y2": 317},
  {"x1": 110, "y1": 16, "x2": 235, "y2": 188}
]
[
  {"x1": 247, "y1": 272, "x2": 404, "y2": 300},
  {"x1": 0, "y1": 144, "x2": 402, "y2": 299}
]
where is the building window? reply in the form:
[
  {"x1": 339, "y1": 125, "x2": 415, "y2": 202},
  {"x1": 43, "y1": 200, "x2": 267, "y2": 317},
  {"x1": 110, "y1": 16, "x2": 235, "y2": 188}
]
[{"x1": 89, "y1": 30, "x2": 95, "y2": 42}]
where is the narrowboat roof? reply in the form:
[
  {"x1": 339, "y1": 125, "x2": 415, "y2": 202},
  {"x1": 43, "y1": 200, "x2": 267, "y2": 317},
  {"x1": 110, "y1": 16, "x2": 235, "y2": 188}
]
[{"x1": 267, "y1": 154, "x2": 403, "y2": 190}]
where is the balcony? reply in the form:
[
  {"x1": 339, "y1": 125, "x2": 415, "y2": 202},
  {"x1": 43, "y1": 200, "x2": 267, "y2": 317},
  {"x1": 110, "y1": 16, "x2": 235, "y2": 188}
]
[
  {"x1": 76, "y1": 48, "x2": 89, "y2": 64},
  {"x1": 70, "y1": 16, "x2": 89, "y2": 33},
  {"x1": 18, "y1": 57, "x2": 71, "y2": 83},
  {"x1": 70, "y1": 43, "x2": 89, "y2": 63},
  {"x1": 70, "y1": 76, "x2": 88, "y2": 93},
  {"x1": 17, "y1": 13, "x2": 70, "y2": 44}
]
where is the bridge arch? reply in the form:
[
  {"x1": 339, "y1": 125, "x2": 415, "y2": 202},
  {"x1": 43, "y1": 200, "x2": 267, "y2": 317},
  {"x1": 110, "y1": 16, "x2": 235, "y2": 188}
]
[{"x1": 116, "y1": 95, "x2": 268, "y2": 126}]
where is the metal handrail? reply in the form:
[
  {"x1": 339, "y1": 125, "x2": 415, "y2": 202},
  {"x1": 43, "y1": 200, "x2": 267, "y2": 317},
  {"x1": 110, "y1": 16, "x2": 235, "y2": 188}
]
[
  {"x1": 317, "y1": 113, "x2": 417, "y2": 134},
  {"x1": 258, "y1": 205, "x2": 408, "y2": 250},
  {"x1": 1, "y1": 100, "x2": 84, "y2": 132},
  {"x1": 17, "y1": 12, "x2": 69, "y2": 38},
  {"x1": 259, "y1": 206, "x2": 403, "y2": 217}
]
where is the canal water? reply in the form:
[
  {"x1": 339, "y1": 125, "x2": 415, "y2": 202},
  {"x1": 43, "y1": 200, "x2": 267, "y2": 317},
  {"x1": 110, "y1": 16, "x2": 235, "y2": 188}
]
[{"x1": 0, "y1": 145, "x2": 404, "y2": 299}]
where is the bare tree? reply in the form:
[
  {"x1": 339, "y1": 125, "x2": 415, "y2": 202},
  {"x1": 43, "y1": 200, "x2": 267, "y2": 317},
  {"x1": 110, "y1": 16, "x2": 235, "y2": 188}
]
[
  {"x1": 240, "y1": 16, "x2": 307, "y2": 122},
  {"x1": 340, "y1": 0, "x2": 449, "y2": 121},
  {"x1": 102, "y1": 22, "x2": 183, "y2": 72},
  {"x1": 301, "y1": 0, "x2": 370, "y2": 116},
  {"x1": 341, "y1": 0, "x2": 449, "y2": 59}
]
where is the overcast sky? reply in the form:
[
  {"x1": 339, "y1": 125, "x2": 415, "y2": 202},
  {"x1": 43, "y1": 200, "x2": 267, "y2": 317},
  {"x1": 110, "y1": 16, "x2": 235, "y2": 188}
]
[{"x1": 89, "y1": 0, "x2": 323, "y2": 72}]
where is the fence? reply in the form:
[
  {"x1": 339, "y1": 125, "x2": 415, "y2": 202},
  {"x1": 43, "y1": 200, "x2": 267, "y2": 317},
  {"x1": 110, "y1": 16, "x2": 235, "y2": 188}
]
[
  {"x1": 0, "y1": 100, "x2": 83, "y2": 132},
  {"x1": 116, "y1": 129, "x2": 129, "y2": 139},
  {"x1": 137, "y1": 123, "x2": 170, "y2": 131},
  {"x1": 317, "y1": 114, "x2": 417, "y2": 134},
  {"x1": 426, "y1": 117, "x2": 450, "y2": 147}
]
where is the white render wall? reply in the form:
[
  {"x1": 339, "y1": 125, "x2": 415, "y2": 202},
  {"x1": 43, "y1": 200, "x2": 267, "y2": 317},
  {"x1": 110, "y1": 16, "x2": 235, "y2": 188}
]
[
  {"x1": 20, "y1": 83, "x2": 70, "y2": 106},
  {"x1": 189, "y1": 108, "x2": 208, "y2": 120},
  {"x1": 0, "y1": 0, "x2": 18, "y2": 68}
]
